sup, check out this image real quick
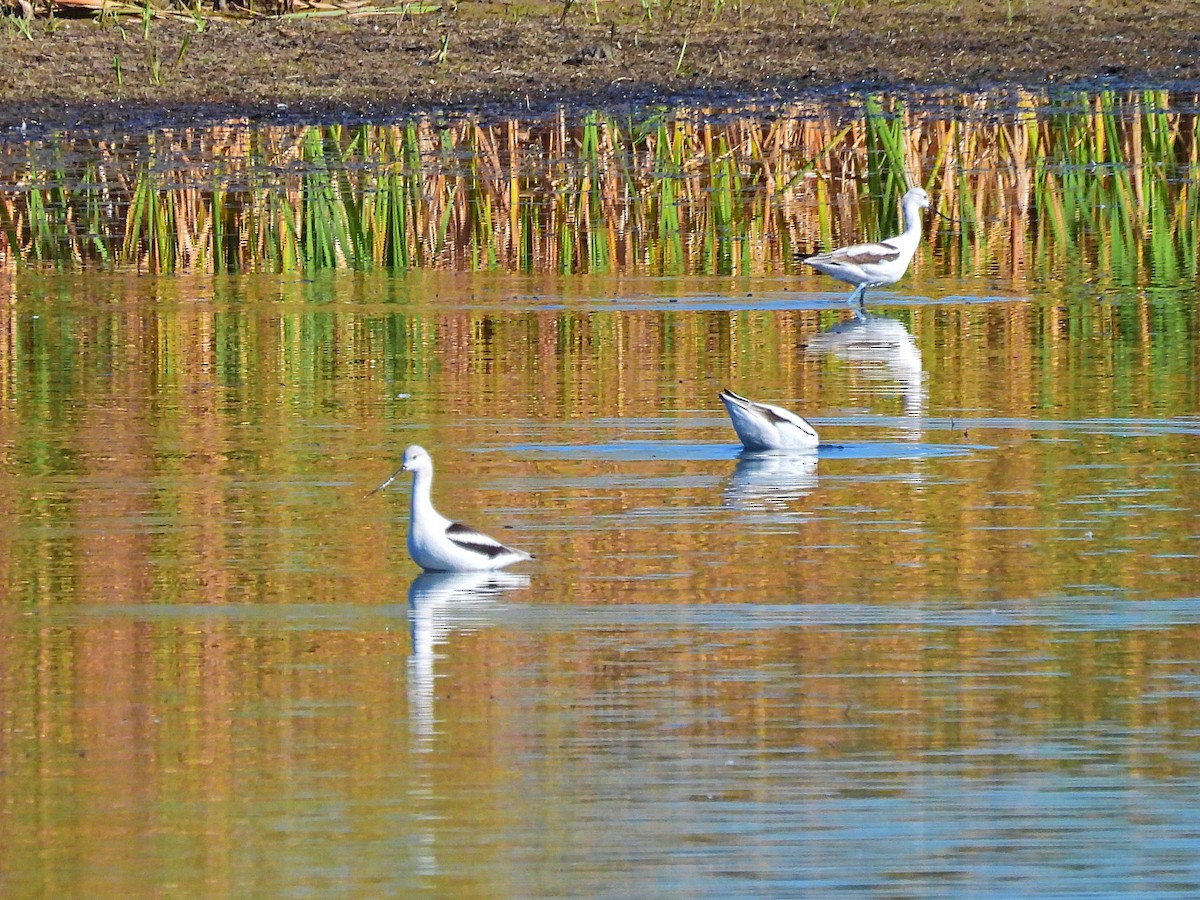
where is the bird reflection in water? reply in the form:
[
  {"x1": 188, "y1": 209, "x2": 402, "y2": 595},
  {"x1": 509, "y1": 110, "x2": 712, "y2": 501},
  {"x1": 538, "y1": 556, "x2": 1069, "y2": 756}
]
[
  {"x1": 406, "y1": 570, "x2": 531, "y2": 742},
  {"x1": 723, "y1": 451, "x2": 819, "y2": 511},
  {"x1": 403, "y1": 570, "x2": 529, "y2": 879},
  {"x1": 805, "y1": 314, "x2": 927, "y2": 428}
]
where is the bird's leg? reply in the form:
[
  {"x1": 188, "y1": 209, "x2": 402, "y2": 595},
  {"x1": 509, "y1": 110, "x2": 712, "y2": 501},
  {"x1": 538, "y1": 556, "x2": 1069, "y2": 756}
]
[
  {"x1": 851, "y1": 284, "x2": 869, "y2": 314},
  {"x1": 846, "y1": 283, "x2": 866, "y2": 307}
]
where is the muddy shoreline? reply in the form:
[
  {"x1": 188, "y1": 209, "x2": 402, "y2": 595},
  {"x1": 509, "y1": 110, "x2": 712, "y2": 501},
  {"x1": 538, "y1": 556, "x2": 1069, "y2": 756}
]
[{"x1": 2, "y1": 0, "x2": 1199, "y2": 133}]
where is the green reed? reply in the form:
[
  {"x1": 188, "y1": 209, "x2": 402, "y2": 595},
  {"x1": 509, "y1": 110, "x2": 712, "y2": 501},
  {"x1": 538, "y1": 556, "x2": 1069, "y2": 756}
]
[
  {"x1": 1032, "y1": 91, "x2": 1199, "y2": 289},
  {"x1": 579, "y1": 112, "x2": 612, "y2": 273},
  {"x1": 703, "y1": 130, "x2": 738, "y2": 274},
  {"x1": 652, "y1": 118, "x2": 686, "y2": 274},
  {"x1": 2, "y1": 90, "x2": 1200, "y2": 292},
  {"x1": 209, "y1": 170, "x2": 227, "y2": 273},
  {"x1": 861, "y1": 94, "x2": 910, "y2": 232},
  {"x1": 124, "y1": 169, "x2": 176, "y2": 272}
]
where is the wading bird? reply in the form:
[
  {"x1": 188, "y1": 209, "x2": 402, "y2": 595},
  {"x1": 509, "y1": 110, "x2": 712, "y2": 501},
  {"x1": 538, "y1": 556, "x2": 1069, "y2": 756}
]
[
  {"x1": 369, "y1": 445, "x2": 533, "y2": 572},
  {"x1": 802, "y1": 186, "x2": 939, "y2": 311},
  {"x1": 719, "y1": 389, "x2": 820, "y2": 452}
]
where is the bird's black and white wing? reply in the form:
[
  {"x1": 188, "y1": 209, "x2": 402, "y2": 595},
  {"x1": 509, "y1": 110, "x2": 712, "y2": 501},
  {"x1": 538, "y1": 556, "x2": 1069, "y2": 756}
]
[
  {"x1": 446, "y1": 522, "x2": 525, "y2": 560},
  {"x1": 723, "y1": 390, "x2": 817, "y2": 437},
  {"x1": 808, "y1": 240, "x2": 902, "y2": 267}
]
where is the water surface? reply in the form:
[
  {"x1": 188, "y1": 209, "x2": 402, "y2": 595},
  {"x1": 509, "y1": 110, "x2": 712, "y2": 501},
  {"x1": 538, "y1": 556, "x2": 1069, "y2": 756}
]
[{"x1": 2, "y1": 95, "x2": 1200, "y2": 896}]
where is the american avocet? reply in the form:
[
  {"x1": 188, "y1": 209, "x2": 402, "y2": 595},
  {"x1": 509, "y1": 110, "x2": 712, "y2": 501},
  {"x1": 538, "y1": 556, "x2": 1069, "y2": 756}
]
[
  {"x1": 719, "y1": 389, "x2": 819, "y2": 452},
  {"x1": 802, "y1": 186, "x2": 935, "y2": 311},
  {"x1": 370, "y1": 445, "x2": 533, "y2": 572}
]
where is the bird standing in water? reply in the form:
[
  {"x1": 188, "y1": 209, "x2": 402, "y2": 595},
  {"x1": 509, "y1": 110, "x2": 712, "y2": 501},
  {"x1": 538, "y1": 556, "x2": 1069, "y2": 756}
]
[
  {"x1": 802, "y1": 186, "x2": 937, "y2": 312},
  {"x1": 369, "y1": 445, "x2": 533, "y2": 572}
]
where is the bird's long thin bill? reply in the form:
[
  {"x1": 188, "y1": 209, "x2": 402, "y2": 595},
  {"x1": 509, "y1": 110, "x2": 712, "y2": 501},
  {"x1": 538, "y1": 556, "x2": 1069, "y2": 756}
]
[{"x1": 366, "y1": 467, "x2": 405, "y2": 497}]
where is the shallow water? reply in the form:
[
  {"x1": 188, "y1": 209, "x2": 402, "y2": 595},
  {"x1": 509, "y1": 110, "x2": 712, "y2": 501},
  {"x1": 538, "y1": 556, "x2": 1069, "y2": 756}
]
[
  {"x1": 3, "y1": 98, "x2": 1200, "y2": 895},
  {"x1": 4, "y1": 269, "x2": 1198, "y2": 896}
]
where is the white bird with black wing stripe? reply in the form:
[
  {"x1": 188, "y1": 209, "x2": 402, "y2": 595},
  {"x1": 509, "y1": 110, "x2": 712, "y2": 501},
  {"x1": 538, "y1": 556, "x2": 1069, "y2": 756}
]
[
  {"x1": 802, "y1": 186, "x2": 933, "y2": 310},
  {"x1": 719, "y1": 389, "x2": 819, "y2": 452},
  {"x1": 370, "y1": 445, "x2": 533, "y2": 572}
]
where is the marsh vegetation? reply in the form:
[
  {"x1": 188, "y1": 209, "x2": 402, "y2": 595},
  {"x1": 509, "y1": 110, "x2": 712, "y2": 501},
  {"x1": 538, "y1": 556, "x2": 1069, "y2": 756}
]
[{"x1": 2, "y1": 90, "x2": 1198, "y2": 291}]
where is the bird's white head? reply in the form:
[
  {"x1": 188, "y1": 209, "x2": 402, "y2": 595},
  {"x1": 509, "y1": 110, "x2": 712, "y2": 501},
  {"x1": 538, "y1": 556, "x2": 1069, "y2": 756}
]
[
  {"x1": 402, "y1": 444, "x2": 432, "y2": 473},
  {"x1": 367, "y1": 445, "x2": 431, "y2": 497},
  {"x1": 903, "y1": 186, "x2": 931, "y2": 210}
]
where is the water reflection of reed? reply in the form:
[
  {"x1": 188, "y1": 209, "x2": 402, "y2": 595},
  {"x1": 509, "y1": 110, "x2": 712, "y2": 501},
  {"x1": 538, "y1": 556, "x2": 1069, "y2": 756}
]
[
  {"x1": 2, "y1": 295, "x2": 1198, "y2": 845},
  {"x1": 1, "y1": 90, "x2": 1197, "y2": 280}
]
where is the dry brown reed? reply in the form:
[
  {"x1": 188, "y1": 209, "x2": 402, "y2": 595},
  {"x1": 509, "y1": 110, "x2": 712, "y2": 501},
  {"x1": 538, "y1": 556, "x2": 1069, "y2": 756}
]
[{"x1": 0, "y1": 89, "x2": 1196, "y2": 281}]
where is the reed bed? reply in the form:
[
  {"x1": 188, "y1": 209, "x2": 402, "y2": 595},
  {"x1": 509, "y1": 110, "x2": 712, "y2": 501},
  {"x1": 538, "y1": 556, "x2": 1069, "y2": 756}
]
[{"x1": 1, "y1": 89, "x2": 1198, "y2": 285}]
